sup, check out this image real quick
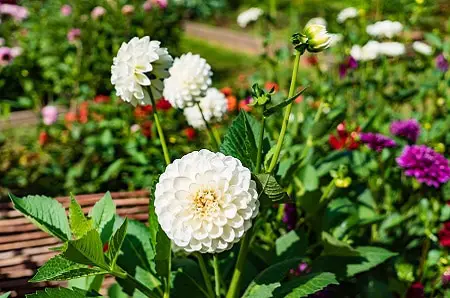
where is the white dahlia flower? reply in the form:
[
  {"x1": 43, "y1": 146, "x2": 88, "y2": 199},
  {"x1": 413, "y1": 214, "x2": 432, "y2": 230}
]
[
  {"x1": 111, "y1": 36, "x2": 173, "y2": 106},
  {"x1": 237, "y1": 7, "x2": 263, "y2": 28},
  {"x1": 366, "y1": 20, "x2": 403, "y2": 39},
  {"x1": 378, "y1": 42, "x2": 405, "y2": 57},
  {"x1": 183, "y1": 88, "x2": 228, "y2": 129},
  {"x1": 306, "y1": 17, "x2": 327, "y2": 27},
  {"x1": 163, "y1": 53, "x2": 212, "y2": 109},
  {"x1": 337, "y1": 7, "x2": 358, "y2": 23},
  {"x1": 350, "y1": 41, "x2": 380, "y2": 61},
  {"x1": 154, "y1": 149, "x2": 259, "y2": 253},
  {"x1": 413, "y1": 41, "x2": 432, "y2": 56},
  {"x1": 329, "y1": 33, "x2": 343, "y2": 47}
]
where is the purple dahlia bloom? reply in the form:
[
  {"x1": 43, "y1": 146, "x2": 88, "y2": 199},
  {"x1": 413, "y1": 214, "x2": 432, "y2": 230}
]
[
  {"x1": 397, "y1": 145, "x2": 450, "y2": 188},
  {"x1": 436, "y1": 54, "x2": 449, "y2": 72},
  {"x1": 282, "y1": 203, "x2": 298, "y2": 231},
  {"x1": 360, "y1": 132, "x2": 396, "y2": 152},
  {"x1": 390, "y1": 119, "x2": 420, "y2": 143}
]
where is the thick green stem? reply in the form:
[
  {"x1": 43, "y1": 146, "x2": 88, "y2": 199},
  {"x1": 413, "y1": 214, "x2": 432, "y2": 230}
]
[
  {"x1": 213, "y1": 255, "x2": 221, "y2": 297},
  {"x1": 267, "y1": 51, "x2": 301, "y2": 173},
  {"x1": 197, "y1": 102, "x2": 220, "y2": 151},
  {"x1": 225, "y1": 229, "x2": 252, "y2": 298},
  {"x1": 269, "y1": 0, "x2": 277, "y2": 19},
  {"x1": 148, "y1": 90, "x2": 171, "y2": 166},
  {"x1": 255, "y1": 113, "x2": 266, "y2": 174},
  {"x1": 196, "y1": 253, "x2": 215, "y2": 298}
]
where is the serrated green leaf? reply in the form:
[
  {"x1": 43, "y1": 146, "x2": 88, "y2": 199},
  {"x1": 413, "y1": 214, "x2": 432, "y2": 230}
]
[
  {"x1": 70, "y1": 195, "x2": 94, "y2": 239},
  {"x1": 90, "y1": 192, "x2": 116, "y2": 243},
  {"x1": 255, "y1": 174, "x2": 289, "y2": 204},
  {"x1": 263, "y1": 87, "x2": 307, "y2": 117},
  {"x1": 277, "y1": 272, "x2": 338, "y2": 298},
  {"x1": 31, "y1": 255, "x2": 85, "y2": 282},
  {"x1": 25, "y1": 287, "x2": 101, "y2": 298},
  {"x1": 312, "y1": 246, "x2": 397, "y2": 279},
  {"x1": 321, "y1": 232, "x2": 360, "y2": 257},
  {"x1": 275, "y1": 230, "x2": 307, "y2": 261},
  {"x1": 243, "y1": 258, "x2": 302, "y2": 298},
  {"x1": 107, "y1": 218, "x2": 128, "y2": 267},
  {"x1": 10, "y1": 194, "x2": 71, "y2": 241},
  {"x1": 63, "y1": 230, "x2": 108, "y2": 270},
  {"x1": 300, "y1": 165, "x2": 318, "y2": 192}
]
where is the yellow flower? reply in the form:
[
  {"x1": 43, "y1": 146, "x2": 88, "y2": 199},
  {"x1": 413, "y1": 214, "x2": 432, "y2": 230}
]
[{"x1": 335, "y1": 177, "x2": 351, "y2": 188}]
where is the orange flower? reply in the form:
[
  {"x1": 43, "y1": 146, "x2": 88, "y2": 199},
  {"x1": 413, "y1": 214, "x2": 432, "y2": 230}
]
[
  {"x1": 78, "y1": 102, "x2": 89, "y2": 124},
  {"x1": 220, "y1": 87, "x2": 233, "y2": 97},
  {"x1": 264, "y1": 82, "x2": 279, "y2": 92},
  {"x1": 94, "y1": 94, "x2": 110, "y2": 103},
  {"x1": 39, "y1": 131, "x2": 48, "y2": 146},
  {"x1": 227, "y1": 95, "x2": 238, "y2": 112},
  {"x1": 134, "y1": 105, "x2": 153, "y2": 119}
]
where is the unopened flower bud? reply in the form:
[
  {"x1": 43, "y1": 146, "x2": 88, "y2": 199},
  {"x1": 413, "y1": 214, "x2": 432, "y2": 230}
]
[{"x1": 304, "y1": 24, "x2": 331, "y2": 53}]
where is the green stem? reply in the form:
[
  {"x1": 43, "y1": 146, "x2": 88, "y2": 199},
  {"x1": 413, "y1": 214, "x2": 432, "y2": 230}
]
[
  {"x1": 225, "y1": 229, "x2": 252, "y2": 298},
  {"x1": 213, "y1": 255, "x2": 221, "y2": 297},
  {"x1": 212, "y1": 126, "x2": 222, "y2": 146},
  {"x1": 148, "y1": 89, "x2": 171, "y2": 166},
  {"x1": 197, "y1": 102, "x2": 220, "y2": 151},
  {"x1": 196, "y1": 253, "x2": 215, "y2": 298},
  {"x1": 114, "y1": 270, "x2": 161, "y2": 298},
  {"x1": 269, "y1": 0, "x2": 277, "y2": 19},
  {"x1": 255, "y1": 111, "x2": 266, "y2": 174},
  {"x1": 267, "y1": 51, "x2": 301, "y2": 173}
]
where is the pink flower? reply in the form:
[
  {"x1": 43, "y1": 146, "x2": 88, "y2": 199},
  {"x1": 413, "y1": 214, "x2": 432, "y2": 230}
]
[
  {"x1": 60, "y1": 4, "x2": 72, "y2": 16},
  {"x1": 121, "y1": 4, "x2": 134, "y2": 15},
  {"x1": 0, "y1": 4, "x2": 28, "y2": 21},
  {"x1": 91, "y1": 6, "x2": 106, "y2": 19},
  {"x1": 130, "y1": 124, "x2": 140, "y2": 133},
  {"x1": 154, "y1": 0, "x2": 168, "y2": 9},
  {"x1": 10, "y1": 46, "x2": 22, "y2": 57},
  {"x1": 0, "y1": 47, "x2": 13, "y2": 66},
  {"x1": 143, "y1": 1, "x2": 152, "y2": 11},
  {"x1": 41, "y1": 106, "x2": 58, "y2": 126},
  {"x1": 67, "y1": 28, "x2": 81, "y2": 43}
]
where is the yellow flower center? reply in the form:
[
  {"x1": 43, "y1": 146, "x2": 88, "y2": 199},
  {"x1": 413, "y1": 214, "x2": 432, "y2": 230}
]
[{"x1": 192, "y1": 188, "x2": 220, "y2": 217}]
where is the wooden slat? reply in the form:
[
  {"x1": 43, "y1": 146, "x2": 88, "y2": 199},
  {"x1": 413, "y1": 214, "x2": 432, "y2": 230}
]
[
  {"x1": 0, "y1": 231, "x2": 47, "y2": 244},
  {"x1": 0, "y1": 236, "x2": 59, "y2": 252}
]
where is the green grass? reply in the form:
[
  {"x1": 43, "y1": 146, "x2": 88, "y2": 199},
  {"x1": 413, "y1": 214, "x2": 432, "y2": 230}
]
[{"x1": 179, "y1": 35, "x2": 257, "y2": 86}]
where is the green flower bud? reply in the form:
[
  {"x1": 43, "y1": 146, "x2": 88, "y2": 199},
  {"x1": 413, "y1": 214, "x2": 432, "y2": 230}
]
[
  {"x1": 303, "y1": 24, "x2": 331, "y2": 53},
  {"x1": 250, "y1": 83, "x2": 272, "y2": 106}
]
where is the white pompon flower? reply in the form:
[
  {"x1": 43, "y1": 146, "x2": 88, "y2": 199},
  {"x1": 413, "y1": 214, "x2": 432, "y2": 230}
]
[
  {"x1": 306, "y1": 17, "x2": 327, "y2": 27},
  {"x1": 163, "y1": 53, "x2": 212, "y2": 109},
  {"x1": 337, "y1": 7, "x2": 358, "y2": 23},
  {"x1": 378, "y1": 42, "x2": 405, "y2": 57},
  {"x1": 155, "y1": 149, "x2": 260, "y2": 253},
  {"x1": 183, "y1": 88, "x2": 228, "y2": 129},
  {"x1": 366, "y1": 20, "x2": 403, "y2": 39},
  {"x1": 413, "y1": 41, "x2": 432, "y2": 56},
  {"x1": 237, "y1": 7, "x2": 263, "y2": 28},
  {"x1": 111, "y1": 36, "x2": 173, "y2": 106},
  {"x1": 350, "y1": 41, "x2": 380, "y2": 61}
]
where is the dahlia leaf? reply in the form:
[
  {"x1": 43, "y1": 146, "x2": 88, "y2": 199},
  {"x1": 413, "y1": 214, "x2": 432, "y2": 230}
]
[
  {"x1": 90, "y1": 192, "x2": 116, "y2": 243},
  {"x1": 69, "y1": 194, "x2": 94, "y2": 239},
  {"x1": 277, "y1": 272, "x2": 339, "y2": 298},
  {"x1": 63, "y1": 230, "x2": 108, "y2": 269},
  {"x1": 9, "y1": 193, "x2": 71, "y2": 241},
  {"x1": 255, "y1": 174, "x2": 290, "y2": 207},
  {"x1": 263, "y1": 87, "x2": 307, "y2": 117},
  {"x1": 107, "y1": 218, "x2": 128, "y2": 267},
  {"x1": 321, "y1": 232, "x2": 360, "y2": 257},
  {"x1": 0, "y1": 292, "x2": 10, "y2": 298},
  {"x1": 25, "y1": 287, "x2": 101, "y2": 298},
  {"x1": 31, "y1": 255, "x2": 89, "y2": 282},
  {"x1": 275, "y1": 230, "x2": 308, "y2": 261}
]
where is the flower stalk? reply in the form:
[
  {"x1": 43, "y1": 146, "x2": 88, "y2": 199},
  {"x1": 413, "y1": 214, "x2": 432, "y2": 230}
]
[
  {"x1": 197, "y1": 101, "x2": 221, "y2": 151},
  {"x1": 213, "y1": 255, "x2": 221, "y2": 297},
  {"x1": 225, "y1": 229, "x2": 252, "y2": 298},
  {"x1": 148, "y1": 89, "x2": 171, "y2": 165},
  {"x1": 196, "y1": 253, "x2": 215, "y2": 298}
]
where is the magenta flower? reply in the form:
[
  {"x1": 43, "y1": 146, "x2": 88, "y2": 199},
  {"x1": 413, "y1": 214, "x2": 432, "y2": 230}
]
[
  {"x1": 390, "y1": 119, "x2": 420, "y2": 143},
  {"x1": 91, "y1": 6, "x2": 106, "y2": 19},
  {"x1": 360, "y1": 132, "x2": 396, "y2": 152},
  {"x1": 0, "y1": 47, "x2": 13, "y2": 66},
  {"x1": 0, "y1": 4, "x2": 28, "y2": 21},
  {"x1": 41, "y1": 106, "x2": 58, "y2": 126},
  {"x1": 397, "y1": 145, "x2": 450, "y2": 188},
  {"x1": 60, "y1": 4, "x2": 72, "y2": 16},
  {"x1": 406, "y1": 282, "x2": 424, "y2": 298},
  {"x1": 155, "y1": 0, "x2": 168, "y2": 9},
  {"x1": 339, "y1": 56, "x2": 358, "y2": 78},
  {"x1": 282, "y1": 203, "x2": 298, "y2": 231},
  {"x1": 436, "y1": 54, "x2": 449, "y2": 72},
  {"x1": 67, "y1": 28, "x2": 81, "y2": 43}
]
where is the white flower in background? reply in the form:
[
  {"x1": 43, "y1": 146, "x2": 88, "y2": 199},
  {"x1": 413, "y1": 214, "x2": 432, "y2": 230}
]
[
  {"x1": 329, "y1": 33, "x2": 343, "y2": 47},
  {"x1": 304, "y1": 24, "x2": 331, "y2": 52},
  {"x1": 378, "y1": 42, "x2": 405, "y2": 57},
  {"x1": 366, "y1": 20, "x2": 403, "y2": 38},
  {"x1": 0, "y1": 38, "x2": 4, "y2": 46},
  {"x1": 413, "y1": 41, "x2": 432, "y2": 56},
  {"x1": 163, "y1": 53, "x2": 212, "y2": 109},
  {"x1": 306, "y1": 17, "x2": 327, "y2": 27},
  {"x1": 155, "y1": 149, "x2": 259, "y2": 253},
  {"x1": 350, "y1": 41, "x2": 380, "y2": 61},
  {"x1": 183, "y1": 88, "x2": 228, "y2": 129},
  {"x1": 111, "y1": 36, "x2": 173, "y2": 106},
  {"x1": 337, "y1": 7, "x2": 358, "y2": 23},
  {"x1": 237, "y1": 7, "x2": 263, "y2": 28},
  {"x1": 41, "y1": 106, "x2": 58, "y2": 125}
]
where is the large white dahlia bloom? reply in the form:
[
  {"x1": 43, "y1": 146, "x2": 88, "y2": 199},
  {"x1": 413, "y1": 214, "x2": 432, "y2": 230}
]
[
  {"x1": 111, "y1": 36, "x2": 173, "y2": 106},
  {"x1": 350, "y1": 41, "x2": 380, "y2": 61},
  {"x1": 163, "y1": 53, "x2": 212, "y2": 109},
  {"x1": 154, "y1": 150, "x2": 259, "y2": 253},
  {"x1": 378, "y1": 42, "x2": 405, "y2": 57},
  {"x1": 366, "y1": 20, "x2": 403, "y2": 39},
  {"x1": 237, "y1": 7, "x2": 263, "y2": 28},
  {"x1": 183, "y1": 88, "x2": 228, "y2": 129},
  {"x1": 412, "y1": 41, "x2": 432, "y2": 56}
]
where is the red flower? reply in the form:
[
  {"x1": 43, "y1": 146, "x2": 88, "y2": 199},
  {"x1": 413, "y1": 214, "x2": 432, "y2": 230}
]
[
  {"x1": 79, "y1": 102, "x2": 89, "y2": 124},
  {"x1": 184, "y1": 127, "x2": 196, "y2": 141},
  {"x1": 329, "y1": 122, "x2": 360, "y2": 150},
  {"x1": 439, "y1": 222, "x2": 450, "y2": 247},
  {"x1": 406, "y1": 282, "x2": 424, "y2": 298},
  {"x1": 141, "y1": 121, "x2": 153, "y2": 138},
  {"x1": 94, "y1": 94, "x2": 110, "y2": 103},
  {"x1": 39, "y1": 131, "x2": 48, "y2": 146},
  {"x1": 134, "y1": 105, "x2": 153, "y2": 119},
  {"x1": 103, "y1": 242, "x2": 109, "y2": 252},
  {"x1": 156, "y1": 98, "x2": 172, "y2": 111},
  {"x1": 305, "y1": 55, "x2": 318, "y2": 66},
  {"x1": 220, "y1": 87, "x2": 233, "y2": 97},
  {"x1": 264, "y1": 82, "x2": 279, "y2": 92}
]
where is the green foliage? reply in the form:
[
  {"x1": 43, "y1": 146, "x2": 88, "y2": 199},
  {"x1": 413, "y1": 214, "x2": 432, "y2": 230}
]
[
  {"x1": 90, "y1": 192, "x2": 116, "y2": 243},
  {"x1": 25, "y1": 287, "x2": 101, "y2": 298},
  {"x1": 276, "y1": 272, "x2": 339, "y2": 298},
  {"x1": 275, "y1": 230, "x2": 308, "y2": 261},
  {"x1": 107, "y1": 219, "x2": 128, "y2": 268},
  {"x1": 69, "y1": 194, "x2": 94, "y2": 239},
  {"x1": 63, "y1": 230, "x2": 108, "y2": 269},
  {"x1": 255, "y1": 173, "x2": 290, "y2": 207}
]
